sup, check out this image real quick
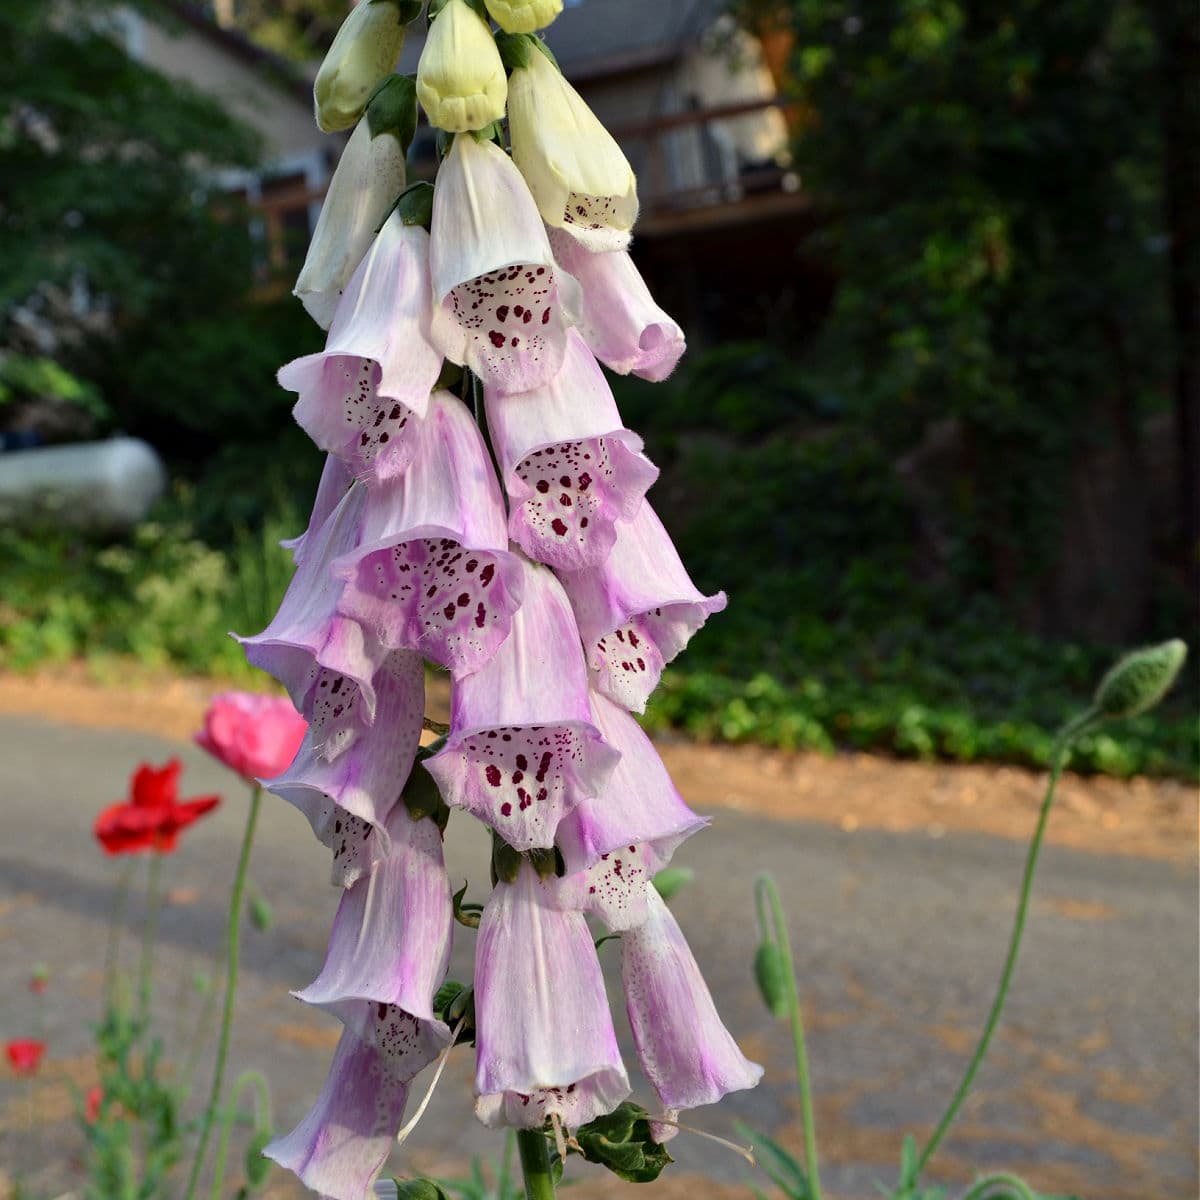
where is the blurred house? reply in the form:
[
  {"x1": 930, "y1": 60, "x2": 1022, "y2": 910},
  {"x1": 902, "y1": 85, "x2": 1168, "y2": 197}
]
[
  {"x1": 116, "y1": 1, "x2": 335, "y2": 277},
  {"x1": 127, "y1": 0, "x2": 819, "y2": 334}
]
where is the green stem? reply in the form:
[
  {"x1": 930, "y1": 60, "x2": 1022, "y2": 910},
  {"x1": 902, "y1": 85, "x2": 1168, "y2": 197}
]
[
  {"x1": 759, "y1": 875, "x2": 823, "y2": 1200},
  {"x1": 958, "y1": 1173, "x2": 1037, "y2": 1200},
  {"x1": 103, "y1": 861, "x2": 134, "y2": 1012},
  {"x1": 208, "y1": 1069, "x2": 272, "y2": 1200},
  {"x1": 910, "y1": 710, "x2": 1097, "y2": 1187},
  {"x1": 183, "y1": 784, "x2": 263, "y2": 1200},
  {"x1": 515, "y1": 1128, "x2": 556, "y2": 1200},
  {"x1": 138, "y1": 851, "x2": 164, "y2": 1024}
]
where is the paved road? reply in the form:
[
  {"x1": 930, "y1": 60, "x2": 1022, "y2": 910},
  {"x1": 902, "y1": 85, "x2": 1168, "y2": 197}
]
[{"x1": 0, "y1": 716, "x2": 1195, "y2": 1199}]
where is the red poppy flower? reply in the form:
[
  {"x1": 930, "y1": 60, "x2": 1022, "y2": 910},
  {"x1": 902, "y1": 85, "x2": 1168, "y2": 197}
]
[
  {"x1": 84, "y1": 1085, "x2": 103, "y2": 1123},
  {"x1": 93, "y1": 760, "x2": 220, "y2": 855},
  {"x1": 6, "y1": 1038, "x2": 46, "y2": 1075}
]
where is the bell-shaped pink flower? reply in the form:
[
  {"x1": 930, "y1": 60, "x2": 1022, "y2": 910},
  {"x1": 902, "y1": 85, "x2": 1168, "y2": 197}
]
[
  {"x1": 281, "y1": 455, "x2": 354, "y2": 567},
  {"x1": 296, "y1": 804, "x2": 452, "y2": 1021},
  {"x1": 484, "y1": 330, "x2": 658, "y2": 571},
  {"x1": 474, "y1": 864, "x2": 630, "y2": 1129},
  {"x1": 424, "y1": 559, "x2": 618, "y2": 850},
  {"x1": 333, "y1": 391, "x2": 524, "y2": 677},
  {"x1": 621, "y1": 886, "x2": 763, "y2": 1113},
  {"x1": 548, "y1": 227, "x2": 684, "y2": 382},
  {"x1": 264, "y1": 651, "x2": 425, "y2": 887},
  {"x1": 239, "y1": 481, "x2": 381, "y2": 720},
  {"x1": 265, "y1": 1001, "x2": 449, "y2": 1200},
  {"x1": 429, "y1": 134, "x2": 579, "y2": 393},
  {"x1": 195, "y1": 691, "x2": 308, "y2": 782},
  {"x1": 556, "y1": 691, "x2": 706, "y2": 875},
  {"x1": 558, "y1": 503, "x2": 726, "y2": 712},
  {"x1": 280, "y1": 214, "x2": 442, "y2": 484}
]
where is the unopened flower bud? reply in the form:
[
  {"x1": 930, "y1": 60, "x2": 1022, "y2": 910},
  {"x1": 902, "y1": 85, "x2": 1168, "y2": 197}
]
[
  {"x1": 508, "y1": 44, "x2": 638, "y2": 251},
  {"x1": 314, "y1": 0, "x2": 414, "y2": 133},
  {"x1": 485, "y1": 0, "x2": 562, "y2": 34},
  {"x1": 416, "y1": 0, "x2": 508, "y2": 133},
  {"x1": 1094, "y1": 638, "x2": 1187, "y2": 720},
  {"x1": 753, "y1": 941, "x2": 789, "y2": 1018}
]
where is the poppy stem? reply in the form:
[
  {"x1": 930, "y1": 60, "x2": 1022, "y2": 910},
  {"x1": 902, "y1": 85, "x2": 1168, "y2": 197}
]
[
  {"x1": 137, "y1": 851, "x2": 164, "y2": 1024},
  {"x1": 183, "y1": 784, "x2": 263, "y2": 1200},
  {"x1": 103, "y1": 862, "x2": 133, "y2": 1012}
]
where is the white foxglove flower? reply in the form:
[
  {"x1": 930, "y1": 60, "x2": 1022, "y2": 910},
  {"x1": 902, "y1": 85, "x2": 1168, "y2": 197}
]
[
  {"x1": 416, "y1": 0, "x2": 508, "y2": 133},
  {"x1": 314, "y1": 0, "x2": 412, "y2": 133},
  {"x1": 294, "y1": 117, "x2": 407, "y2": 330},
  {"x1": 484, "y1": 0, "x2": 562, "y2": 34},
  {"x1": 508, "y1": 45, "x2": 638, "y2": 251}
]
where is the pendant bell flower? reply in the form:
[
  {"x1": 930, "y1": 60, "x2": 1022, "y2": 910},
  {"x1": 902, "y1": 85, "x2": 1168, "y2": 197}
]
[
  {"x1": 508, "y1": 44, "x2": 638, "y2": 251},
  {"x1": 484, "y1": 0, "x2": 562, "y2": 34},
  {"x1": 416, "y1": 0, "x2": 508, "y2": 133},
  {"x1": 314, "y1": 0, "x2": 413, "y2": 133}
]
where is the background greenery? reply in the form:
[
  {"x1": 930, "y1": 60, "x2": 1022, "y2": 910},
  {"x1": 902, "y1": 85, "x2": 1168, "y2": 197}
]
[{"x1": 0, "y1": 0, "x2": 1195, "y2": 778}]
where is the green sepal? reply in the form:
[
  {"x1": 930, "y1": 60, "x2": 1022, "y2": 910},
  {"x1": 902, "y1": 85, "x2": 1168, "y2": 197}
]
[
  {"x1": 530, "y1": 34, "x2": 559, "y2": 70},
  {"x1": 451, "y1": 880, "x2": 482, "y2": 928},
  {"x1": 651, "y1": 865, "x2": 694, "y2": 902},
  {"x1": 527, "y1": 845, "x2": 563, "y2": 880},
  {"x1": 469, "y1": 120, "x2": 506, "y2": 147},
  {"x1": 495, "y1": 31, "x2": 536, "y2": 71},
  {"x1": 243, "y1": 1129, "x2": 273, "y2": 1187},
  {"x1": 753, "y1": 941, "x2": 789, "y2": 1018},
  {"x1": 1093, "y1": 638, "x2": 1187, "y2": 721},
  {"x1": 391, "y1": 180, "x2": 435, "y2": 231},
  {"x1": 575, "y1": 1101, "x2": 674, "y2": 1183},
  {"x1": 387, "y1": 1180, "x2": 454, "y2": 1200},
  {"x1": 247, "y1": 893, "x2": 273, "y2": 933},
  {"x1": 366, "y1": 74, "x2": 419, "y2": 156},
  {"x1": 403, "y1": 762, "x2": 445, "y2": 822},
  {"x1": 433, "y1": 980, "x2": 476, "y2": 1043},
  {"x1": 491, "y1": 832, "x2": 523, "y2": 884}
]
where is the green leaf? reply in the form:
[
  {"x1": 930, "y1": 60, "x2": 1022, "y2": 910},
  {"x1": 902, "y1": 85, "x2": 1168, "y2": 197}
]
[
  {"x1": 575, "y1": 1101, "x2": 674, "y2": 1183},
  {"x1": 733, "y1": 1123, "x2": 810, "y2": 1200}
]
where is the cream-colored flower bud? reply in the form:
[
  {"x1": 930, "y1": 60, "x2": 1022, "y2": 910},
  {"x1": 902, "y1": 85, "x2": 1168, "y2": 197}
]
[
  {"x1": 416, "y1": 0, "x2": 508, "y2": 133},
  {"x1": 484, "y1": 0, "x2": 562, "y2": 34},
  {"x1": 314, "y1": 0, "x2": 411, "y2": 133},
  {"x1": 508, "y1": 45, "x2": 638, "y2": 252}
]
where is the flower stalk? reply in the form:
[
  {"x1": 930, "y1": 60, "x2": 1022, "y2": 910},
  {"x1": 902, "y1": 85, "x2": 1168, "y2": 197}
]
[
  {"x1": 515, "y1": 1128, "x2": 556, "y2": 1200},
  {"x1": 183, "y1": 783, "x2": 264, "y2": 1200}
]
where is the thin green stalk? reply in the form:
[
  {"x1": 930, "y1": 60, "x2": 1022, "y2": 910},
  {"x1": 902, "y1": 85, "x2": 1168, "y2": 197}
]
[
  {"x1": 910, "y1": 709, "x2": 1098, "y2": 1186},
  {"x1": 183, "y1": 784, "x2": 263, "y2": 1200},
  {"x1": 103, "y1": 861, "x2": 134, "y2": 1011},
  {"x1": 138, "y1": 851, "x2": 164, "y2": 1023},
  {"x1": 515, "y1": 1128, "x2": 556, "y2": 1200},
  {"x1": 208, "y1": 1069, "x2": 271, "y2": 1200},
  {"x1": 760, "y1": 875, "x2": 823, "y2": 1200}
]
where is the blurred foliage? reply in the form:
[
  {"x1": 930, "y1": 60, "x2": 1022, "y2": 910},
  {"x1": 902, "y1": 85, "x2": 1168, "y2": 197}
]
[
  {"x1": 614, "y1": 347, "x2": 1197, "y2": 778},
  {"x1": 200, "y1": 0, "x2": 348, "y2": 62}
]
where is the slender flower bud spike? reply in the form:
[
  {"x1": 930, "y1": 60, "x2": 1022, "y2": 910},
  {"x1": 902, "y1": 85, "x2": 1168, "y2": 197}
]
[
  {"x1": 238, "y1": 482, "x2": 382, "y2": 721},
  {"x1": 424, "y1": 558, "x2": 619, "y2": 850},
  {"x1": 485, "y1": 0, "x2": 562, "y2": 34},
  {"x1": 429, "y1": 134, "x2": 579, "y2": 392},
  {"x1": 509, "y1": 47, "x2": 638, "y2": 252},
  {"x1": 295, "y1": 86, "x2": 413, "y2": 330},
  {"x1": 416, "y1": 0, "x2": 508, "y2": 133},
  {"x1": 559, "y1": 502, "x2": 727, "y2": 713},
  {"x1": 332, "y1": 392, "x2": 525, "y2": 677},
  {"x1": 314, "y1": 0, "x2": 415, "y2": 133},
  {"x1": 622, "y1": 886, "x2": 763, "y2": 1113},
  {"x1": 484, "y1": 330, "x2": 658, "y2": 570},
  {"x1": 264, "y1": 651, "x2": 426, "y2": 887},
  {"x1": 474, "y1": 863, "x2": 631, "y2": 1128},
  {"x1": 281, "y1": 216, "x2": 442, "y2": 485},
  {"x1": 296, "y1": 804, "x2": 452, "y2": 1020},
  {"x1": 548, "y1": 227, "x2": 685, "y2": 381}
]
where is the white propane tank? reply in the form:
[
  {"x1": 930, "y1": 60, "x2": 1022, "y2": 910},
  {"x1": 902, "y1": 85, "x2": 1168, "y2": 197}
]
[{"x1": 0, "y1": 437, "x2": 167, "y2": 534}]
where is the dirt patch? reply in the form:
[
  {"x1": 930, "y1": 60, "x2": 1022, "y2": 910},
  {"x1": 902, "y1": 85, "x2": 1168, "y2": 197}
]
[{"x1": 1, "y1": 663, "x2": 1195, "y2": 863}]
